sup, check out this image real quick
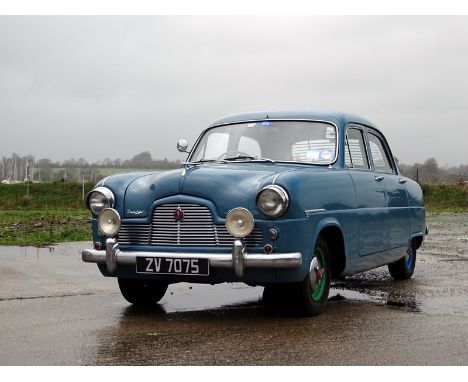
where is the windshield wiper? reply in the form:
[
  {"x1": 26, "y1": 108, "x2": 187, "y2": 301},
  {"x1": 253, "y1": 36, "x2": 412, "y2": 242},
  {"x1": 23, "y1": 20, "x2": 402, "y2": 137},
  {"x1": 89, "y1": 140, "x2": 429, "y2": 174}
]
[
  {"x1": 183, "y1": 156, "x2": 276, "y2": 166},
  {"x1": 252, "y1": 157, "x2": 276, "y2": 163},
  {"x1": 198, "y1": 159, "x2": 226, "y2": 163},
  {"x1": 182, "y1": 158, "x2": 227, "y2": 166},
  {"x1": 224, "y1": 155, "x2": 256, "y2": 161},
  {"x1": 224, "y1": 155, "x2": 276, "y2": 163}
]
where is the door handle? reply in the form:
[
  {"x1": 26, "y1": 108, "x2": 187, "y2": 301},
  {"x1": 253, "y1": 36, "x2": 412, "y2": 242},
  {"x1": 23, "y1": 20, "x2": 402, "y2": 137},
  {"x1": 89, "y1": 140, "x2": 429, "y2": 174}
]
[
  {"x1": 398, "y1": 178, "x2": 407, "y2": 184},
  {"x1": 374, "y1": 176, "x2": 384, "y2": 182}
]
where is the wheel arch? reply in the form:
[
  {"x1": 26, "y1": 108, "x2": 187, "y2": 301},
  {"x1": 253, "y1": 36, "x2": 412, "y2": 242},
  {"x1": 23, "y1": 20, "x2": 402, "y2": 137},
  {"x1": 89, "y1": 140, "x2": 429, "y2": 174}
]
[
  {"x1": 411, "y1": 234, "x2": 424, "y2": 250},
  {"x1": 314, "y1": 218, "x2": 347, "y2": 279}
]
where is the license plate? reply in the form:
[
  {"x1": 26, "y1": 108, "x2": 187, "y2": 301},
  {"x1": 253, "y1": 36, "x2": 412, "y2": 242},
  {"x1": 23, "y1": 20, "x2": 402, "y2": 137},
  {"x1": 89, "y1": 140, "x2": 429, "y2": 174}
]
[{"x1": 136, "y1": 257, "x2": 209, "y2": 276}]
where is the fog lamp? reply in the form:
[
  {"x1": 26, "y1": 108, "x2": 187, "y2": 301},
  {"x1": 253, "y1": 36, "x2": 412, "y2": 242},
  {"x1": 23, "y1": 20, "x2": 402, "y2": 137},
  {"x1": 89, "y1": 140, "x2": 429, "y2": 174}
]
[
  {"x1": 225, "y1": 208, "x2": 254, "y2": 238},
  {"x1": 98, "y1": 208, "x2": 121, "y2": 237}
]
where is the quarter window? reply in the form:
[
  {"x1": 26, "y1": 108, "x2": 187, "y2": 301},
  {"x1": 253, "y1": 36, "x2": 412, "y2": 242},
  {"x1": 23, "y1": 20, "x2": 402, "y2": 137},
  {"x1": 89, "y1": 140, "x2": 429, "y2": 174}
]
[{"x1": 368, "y1": 132, "x2": 394, "y2": 173}]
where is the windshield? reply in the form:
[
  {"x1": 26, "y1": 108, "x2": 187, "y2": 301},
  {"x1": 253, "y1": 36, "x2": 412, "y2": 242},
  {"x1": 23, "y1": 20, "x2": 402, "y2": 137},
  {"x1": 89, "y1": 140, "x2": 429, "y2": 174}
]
[{"x1": 189, "y1": 121, "x2": 337, "y2": 164}]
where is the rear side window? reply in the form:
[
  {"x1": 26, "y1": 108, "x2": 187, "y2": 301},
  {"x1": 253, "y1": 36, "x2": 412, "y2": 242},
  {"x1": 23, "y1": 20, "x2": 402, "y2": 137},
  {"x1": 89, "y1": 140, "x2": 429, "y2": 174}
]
[
  {"x1": 345, "y1": 128, "x2": 369, "y2": 169},
  {"x1": 368, "y1": 132, "x2": 394, "y2": 173}
]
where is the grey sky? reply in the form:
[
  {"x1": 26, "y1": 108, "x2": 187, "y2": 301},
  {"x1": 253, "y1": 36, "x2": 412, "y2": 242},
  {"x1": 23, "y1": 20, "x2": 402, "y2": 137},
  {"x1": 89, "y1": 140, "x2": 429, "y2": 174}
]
[{"x1": 0, "y1": 16, "x2": 467, "y2": 166}]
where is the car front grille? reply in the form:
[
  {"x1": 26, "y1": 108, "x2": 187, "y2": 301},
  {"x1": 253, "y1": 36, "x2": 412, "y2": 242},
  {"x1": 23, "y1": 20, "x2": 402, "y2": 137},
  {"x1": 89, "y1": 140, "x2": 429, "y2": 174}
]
[{"x1": 118, "y1": 203, "x2": 262, "y2": 247}]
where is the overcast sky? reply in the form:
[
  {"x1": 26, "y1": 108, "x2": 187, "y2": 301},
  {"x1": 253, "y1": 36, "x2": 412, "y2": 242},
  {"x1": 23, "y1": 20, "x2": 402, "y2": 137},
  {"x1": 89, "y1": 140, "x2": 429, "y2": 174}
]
[{"x1": 0, "y1": 16, "x2": 467, "y2": 166}]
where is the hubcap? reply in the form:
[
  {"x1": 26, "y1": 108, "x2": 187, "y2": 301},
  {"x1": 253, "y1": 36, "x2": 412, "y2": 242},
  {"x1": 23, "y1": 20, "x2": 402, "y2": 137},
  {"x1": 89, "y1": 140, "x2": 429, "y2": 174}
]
[
  {"x1": 405, "y1": 246, "x2": 415, "y2": 269},
  {"x1": 309, "y1": 257, "x2": 320, "y2": 290},
  {"x1": 309, "y1": 247, "x2": 327, "y2": 301}
]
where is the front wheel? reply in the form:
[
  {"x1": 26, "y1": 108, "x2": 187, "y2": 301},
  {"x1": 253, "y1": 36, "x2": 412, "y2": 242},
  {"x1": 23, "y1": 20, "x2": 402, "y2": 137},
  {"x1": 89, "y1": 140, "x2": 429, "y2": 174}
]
[
  {"x1": 118, "y1": 278, "x2": 168, "y2": 306},
  {"x1": 388, "y1": 242, "x2": 416, "y2": 280},
  {"x1": 295, "y1": 237, "x2": 331, "y2": 316}
]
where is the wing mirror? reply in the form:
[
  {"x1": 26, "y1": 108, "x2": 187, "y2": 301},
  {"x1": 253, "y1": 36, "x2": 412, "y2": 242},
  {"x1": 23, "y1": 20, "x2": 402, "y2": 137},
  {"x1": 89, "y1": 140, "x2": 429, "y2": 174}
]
[{"x1": 177, "y1": 139, "x2": 189, "y2": 153}]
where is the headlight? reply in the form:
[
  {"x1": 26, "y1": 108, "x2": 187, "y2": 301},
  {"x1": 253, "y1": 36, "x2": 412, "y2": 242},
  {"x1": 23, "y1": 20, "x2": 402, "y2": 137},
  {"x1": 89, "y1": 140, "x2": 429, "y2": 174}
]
[
  {"x1": 86, "y1": 187, "x2": 115, "y2": 215},
  {"x1": 225, "y1": 208, "x2": 254, "y2": 238},
  {"x1": 98, "y1": 208, "x2": 121, "y2": 237},
  {"x1": 256, "y1": 185, "x2": 289, "y2": 218}
]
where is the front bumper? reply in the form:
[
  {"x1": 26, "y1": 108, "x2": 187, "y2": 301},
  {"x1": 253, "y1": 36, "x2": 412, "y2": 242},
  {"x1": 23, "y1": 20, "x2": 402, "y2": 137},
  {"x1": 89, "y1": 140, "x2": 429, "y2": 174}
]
[{"x1": 82, "y1": 238, "x2": 302, "y2": 278}]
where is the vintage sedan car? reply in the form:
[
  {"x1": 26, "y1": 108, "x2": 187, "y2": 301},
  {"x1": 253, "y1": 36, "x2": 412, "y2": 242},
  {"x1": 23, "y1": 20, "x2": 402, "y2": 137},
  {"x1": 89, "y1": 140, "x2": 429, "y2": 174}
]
[{"x1": 82, "y1": 110, "x2": 426, "y2": 315}]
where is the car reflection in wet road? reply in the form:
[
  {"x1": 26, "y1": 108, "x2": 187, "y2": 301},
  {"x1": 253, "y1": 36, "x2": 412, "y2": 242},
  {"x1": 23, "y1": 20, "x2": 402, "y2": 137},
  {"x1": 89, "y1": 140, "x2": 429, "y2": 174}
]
[{"x1": 0, "y1": 212, "x2": 467, "y2": 365}]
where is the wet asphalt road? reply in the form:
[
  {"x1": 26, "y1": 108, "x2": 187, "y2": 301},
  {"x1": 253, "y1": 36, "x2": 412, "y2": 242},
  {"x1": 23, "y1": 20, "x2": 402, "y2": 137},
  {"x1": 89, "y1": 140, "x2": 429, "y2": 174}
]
[{"x1": 0, "y1": 212, "x2": 467, "y2": 365}]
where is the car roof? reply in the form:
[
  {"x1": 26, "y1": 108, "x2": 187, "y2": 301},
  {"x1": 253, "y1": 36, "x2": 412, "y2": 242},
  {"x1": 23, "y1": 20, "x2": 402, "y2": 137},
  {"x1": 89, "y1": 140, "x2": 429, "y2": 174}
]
[{"x1": 209, "y1": 109, "x2": 379, "y2": 131}]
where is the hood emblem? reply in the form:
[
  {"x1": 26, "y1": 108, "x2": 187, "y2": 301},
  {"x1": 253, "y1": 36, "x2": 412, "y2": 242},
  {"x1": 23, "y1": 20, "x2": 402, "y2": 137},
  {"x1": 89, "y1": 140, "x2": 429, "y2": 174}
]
[
  {"x1": 127, "y1": 209, "x2": 144, "y2": 215},
  {"x1": 174, "y1": 207, "x2": 185, "y2": 221}
]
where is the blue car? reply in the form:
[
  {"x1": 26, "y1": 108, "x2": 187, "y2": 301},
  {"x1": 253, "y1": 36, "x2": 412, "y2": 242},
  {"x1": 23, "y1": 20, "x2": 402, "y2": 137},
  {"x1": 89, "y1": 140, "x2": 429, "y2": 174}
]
[{"x1": 82, "y1": 110, "x2": 426, "y2": 315}]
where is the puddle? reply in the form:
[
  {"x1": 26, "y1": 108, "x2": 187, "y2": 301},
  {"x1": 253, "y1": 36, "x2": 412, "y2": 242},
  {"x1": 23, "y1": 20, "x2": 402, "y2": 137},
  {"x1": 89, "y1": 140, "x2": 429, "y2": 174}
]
[
  {"x1": 330, "y1": 287, "x2": 421, "y2": 313},
  {"x1": 160, "y1": 283, "x2": 264, "y2": 313},
  {"x1": 1, "y1": 225, "x2": 468, "y2": 318}
]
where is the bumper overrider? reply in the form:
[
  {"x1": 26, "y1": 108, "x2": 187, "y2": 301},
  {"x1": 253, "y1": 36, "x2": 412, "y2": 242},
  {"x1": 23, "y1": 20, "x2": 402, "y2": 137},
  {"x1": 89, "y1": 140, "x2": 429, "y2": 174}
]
[{"x1": 82, "y1": 238, "x2": 303, "y2": 278}]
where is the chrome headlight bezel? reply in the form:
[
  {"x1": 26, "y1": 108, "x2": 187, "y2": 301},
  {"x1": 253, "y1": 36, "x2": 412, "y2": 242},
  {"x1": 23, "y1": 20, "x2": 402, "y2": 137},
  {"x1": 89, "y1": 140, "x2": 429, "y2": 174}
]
[
  {"x1": 225, "y1": 207, "x2": 255, "y2": 238},
  {"x1": 97, "y1": 208, "x2": 121, "y2": 237},
  {"x1": 86, "y1": 187, "x2": 115, "y2": 215},
  {"x1": 256, "y1": 185, "x2": 289, "y2": 218}
]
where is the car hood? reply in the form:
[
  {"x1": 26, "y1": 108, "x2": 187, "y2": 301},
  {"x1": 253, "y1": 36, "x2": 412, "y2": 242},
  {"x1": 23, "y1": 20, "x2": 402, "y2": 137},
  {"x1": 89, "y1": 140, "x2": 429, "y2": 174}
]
[{"x1": 122, "y1": 163, "x2": 300, "y2": 218}]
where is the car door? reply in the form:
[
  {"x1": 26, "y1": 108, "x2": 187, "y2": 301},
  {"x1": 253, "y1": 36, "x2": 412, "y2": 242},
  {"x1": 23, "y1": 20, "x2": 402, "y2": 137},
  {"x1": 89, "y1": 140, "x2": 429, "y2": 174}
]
[
  {"x1": 367, "y1": 130, "x2": 409, "y2": 250},
  {"x1": 345, "y1": 125, "x2": 388, "y2": 256}
]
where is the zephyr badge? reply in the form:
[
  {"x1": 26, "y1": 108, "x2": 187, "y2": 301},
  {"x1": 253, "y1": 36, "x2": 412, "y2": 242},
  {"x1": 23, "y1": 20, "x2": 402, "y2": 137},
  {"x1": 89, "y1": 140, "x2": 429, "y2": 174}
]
[
  {"x1": 127, "y1": 209, "x2": 144, "y2": 215},
  {"x1": 174, "y1": 207, "x2": 185, "y2": 221}
]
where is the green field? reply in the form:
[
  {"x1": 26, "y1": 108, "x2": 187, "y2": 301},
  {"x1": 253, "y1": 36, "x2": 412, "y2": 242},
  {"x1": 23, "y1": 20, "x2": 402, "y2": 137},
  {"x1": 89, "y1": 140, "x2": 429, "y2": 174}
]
[
  {"x1": 421, "y1": 184, "x2": 468, "y2": 212},
  {"x1": 0, "y1": 182, "x2": 466, "y2": 246},
  {"x1": 0, "y1": 209, "x2": 90, "y2": 246},
  {"x1": 0, "y1": 182, "x2": 94, "y2": 245}
]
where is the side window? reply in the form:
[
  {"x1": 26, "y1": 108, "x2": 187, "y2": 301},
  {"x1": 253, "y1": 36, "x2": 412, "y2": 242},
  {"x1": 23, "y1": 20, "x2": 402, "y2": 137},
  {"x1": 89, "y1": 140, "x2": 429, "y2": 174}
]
[
  {"x1": 345, "y1": 128, "x2": 369, "y2": 169},
  {"x1": 368, "y1": 132, "x2": 394, "y2": 173}
]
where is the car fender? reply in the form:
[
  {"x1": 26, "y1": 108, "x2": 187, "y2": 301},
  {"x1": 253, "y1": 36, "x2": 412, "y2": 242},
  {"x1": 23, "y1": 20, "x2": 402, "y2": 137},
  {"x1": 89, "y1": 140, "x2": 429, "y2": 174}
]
[{"x1": 305, "y1": 216, "x2": 345, "y2": 263}]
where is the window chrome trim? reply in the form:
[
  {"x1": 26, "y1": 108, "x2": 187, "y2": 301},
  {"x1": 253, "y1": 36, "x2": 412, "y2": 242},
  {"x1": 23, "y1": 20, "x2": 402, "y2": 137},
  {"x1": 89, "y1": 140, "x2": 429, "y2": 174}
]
[
  {"x1": 345, "y1": 124, "x2": 372, "y2": 171},
  {"x1": 187, "y1": 119, "x2": 340, "y2": 167},
  {"x1": 366, "y1": 129, "x2": 398, "y2": 175}
]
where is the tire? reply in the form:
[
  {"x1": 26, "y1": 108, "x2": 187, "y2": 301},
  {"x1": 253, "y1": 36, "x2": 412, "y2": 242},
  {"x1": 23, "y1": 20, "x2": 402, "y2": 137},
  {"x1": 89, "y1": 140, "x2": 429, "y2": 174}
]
[
  {"x1": 294, "y1": 237, "x2": 331, "y2": 316},
  {"x1": 117, "y1": 278, "x2": 168, "y2": 306},
  {"x1": 262, "y1": 284, "x2": 291, "y2": 307},
  {"x1": 388, "y1": 241, "x2": 416, "y2": 280}
]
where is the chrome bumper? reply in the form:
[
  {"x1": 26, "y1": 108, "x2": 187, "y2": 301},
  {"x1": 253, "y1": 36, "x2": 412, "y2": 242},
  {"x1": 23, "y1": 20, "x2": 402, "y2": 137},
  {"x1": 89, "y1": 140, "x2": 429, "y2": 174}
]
[{"x1": 82, "y1": 238, "x2": 302, "y2": 277}]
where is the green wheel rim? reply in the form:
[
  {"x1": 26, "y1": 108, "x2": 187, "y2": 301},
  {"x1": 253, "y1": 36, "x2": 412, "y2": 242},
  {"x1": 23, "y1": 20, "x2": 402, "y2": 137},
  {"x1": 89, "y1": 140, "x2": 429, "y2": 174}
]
[{"x1": 310, "y1": 247, "x2": 327, "y2": 301}]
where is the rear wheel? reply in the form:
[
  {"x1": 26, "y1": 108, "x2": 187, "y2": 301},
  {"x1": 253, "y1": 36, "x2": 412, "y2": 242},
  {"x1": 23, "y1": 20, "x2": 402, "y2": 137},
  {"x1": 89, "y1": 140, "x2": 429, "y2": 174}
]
[
  {"x1": 118, "y1": 278, "x2": 168, "y2": 306},
  {"x1": 388, "y1": 241, "x2": 416, "y2": 280}
]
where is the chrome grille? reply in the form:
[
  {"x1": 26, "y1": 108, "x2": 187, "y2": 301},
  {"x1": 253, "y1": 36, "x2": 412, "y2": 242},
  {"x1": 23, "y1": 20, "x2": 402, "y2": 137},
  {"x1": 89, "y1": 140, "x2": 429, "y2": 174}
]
[
  {"x1": 118, "y1": 224, "x2": 151, "y2": 245},
  {"x1": 118, "y1": 203, "x2": 262, "y2": 247}
]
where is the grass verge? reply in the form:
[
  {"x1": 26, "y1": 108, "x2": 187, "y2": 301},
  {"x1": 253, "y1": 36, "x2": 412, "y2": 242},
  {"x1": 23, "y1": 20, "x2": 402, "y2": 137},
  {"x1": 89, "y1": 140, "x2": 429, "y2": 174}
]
[
  {"x1": 422, "y1": 184, "x2": 467, "y2": 212},
  {"x1": 0, "y1": 182, "x2": 466, "y2": 246},
  {"x1": 0, "y1": 209, "x2": 91, "y2": 246}
]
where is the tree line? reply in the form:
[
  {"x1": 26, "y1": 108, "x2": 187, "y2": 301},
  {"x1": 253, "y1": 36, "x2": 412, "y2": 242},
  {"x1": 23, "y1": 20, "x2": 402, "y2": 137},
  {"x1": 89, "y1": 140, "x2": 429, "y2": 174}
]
[
  {"x1": 397, "y1": 157, "x2": 467, "y2": 184},
  {"x1": 1, "y1": 152, "x2": 181, "y2": 183},
  {"x1": 1, "y1": 152, "x2": 466, "y2": 184}
]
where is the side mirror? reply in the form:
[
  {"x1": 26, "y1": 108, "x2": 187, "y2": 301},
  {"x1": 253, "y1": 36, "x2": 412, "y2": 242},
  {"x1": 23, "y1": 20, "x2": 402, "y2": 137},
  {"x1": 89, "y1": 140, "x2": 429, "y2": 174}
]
[{"x1": 177, "y1": 139, "x2": 189, "y2": 153}]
